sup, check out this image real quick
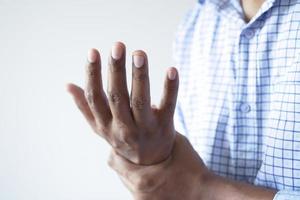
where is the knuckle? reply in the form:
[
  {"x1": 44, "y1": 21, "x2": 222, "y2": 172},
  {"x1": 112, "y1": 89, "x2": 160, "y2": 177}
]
[
  {"x1": 107, "y1": 91, "x2": 122, "y2": 104},
  {"x1": 133, "y1": 72, "x2": 148, "y2": 82},
  {"x1": 87, "y1": 65, "x2": 98, "y2": 77},
  {"x1": 85, "y1": 89, "x2": 100, "y2": 105},
  {"x1": 132, "y1": 97, "x2": 147, "y2": 110}
]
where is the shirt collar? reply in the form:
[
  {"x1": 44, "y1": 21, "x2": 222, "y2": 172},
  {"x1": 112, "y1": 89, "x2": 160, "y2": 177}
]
[
  {"x1": 199, "y1": 0, "x2": 278, "y2": 25},
  {"x1": 200, "y1": 0, "x2": 277, "y2": 13}
]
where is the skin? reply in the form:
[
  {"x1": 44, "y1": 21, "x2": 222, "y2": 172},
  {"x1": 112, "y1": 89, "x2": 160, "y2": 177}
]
[
  {"x1": 109, "y1": 134, "x2": 276, "y2": 200},
  {"x1": 67, "y1": 1, "x2": 278, "y2": 199},
  {"x1": 67, "y1": 43, "x2": 179, "y2": 166},
  {"x1": 240, "y1": 0, "x2": 265, "y2": 22}
]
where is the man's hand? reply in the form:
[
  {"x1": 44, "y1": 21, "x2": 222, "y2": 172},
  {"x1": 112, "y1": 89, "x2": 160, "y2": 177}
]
[
  {"x1": 67, "y1": 42, "x2": 179, "y2": 165},
  {"x1": 108, "y1": 133, "x2": 209, "y2": 200}
]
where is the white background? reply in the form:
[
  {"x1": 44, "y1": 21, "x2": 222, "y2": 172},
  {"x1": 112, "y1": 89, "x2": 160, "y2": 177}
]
[{"x1": 0, "y1": 0, "x2": 195, "y2": 199}]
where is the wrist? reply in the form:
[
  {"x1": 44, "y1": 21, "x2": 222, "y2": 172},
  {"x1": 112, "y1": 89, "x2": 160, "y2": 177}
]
[{"x1": 173, "y1": 134, "x2": 212, "y2": 200}]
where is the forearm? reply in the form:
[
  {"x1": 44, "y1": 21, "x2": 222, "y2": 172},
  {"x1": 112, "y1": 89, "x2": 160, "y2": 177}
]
[{"x1": 195, "y1": 171, "x2": 276, "y2": 200}]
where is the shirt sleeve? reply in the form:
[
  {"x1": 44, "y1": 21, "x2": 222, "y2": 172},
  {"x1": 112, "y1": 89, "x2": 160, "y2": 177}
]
[{"x1": 274, "y1": 190, "x2": 300, "y2": 200}]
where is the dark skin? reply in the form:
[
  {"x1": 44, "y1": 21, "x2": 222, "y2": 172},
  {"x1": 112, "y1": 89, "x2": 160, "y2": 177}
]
[
  {"x1": 67, "y1": 42, "x2": 276, "y2": 199},
  {"x1": 67, "y1": 43, "x2": 178, "y2": 165},
  {"x1": 241, "y1": 0, "x2": 265, "y2": 22}
]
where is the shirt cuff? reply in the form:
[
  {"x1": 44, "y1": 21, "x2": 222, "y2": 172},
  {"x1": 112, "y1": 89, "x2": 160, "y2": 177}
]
[{"x1": 274, "y1": 190, "x2": 300, "y2": 200}]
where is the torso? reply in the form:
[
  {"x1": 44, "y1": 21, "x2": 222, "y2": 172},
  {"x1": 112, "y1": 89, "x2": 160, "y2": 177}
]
[{"x1": 174, "y1": 0, "x2": 300, "y2": 190}]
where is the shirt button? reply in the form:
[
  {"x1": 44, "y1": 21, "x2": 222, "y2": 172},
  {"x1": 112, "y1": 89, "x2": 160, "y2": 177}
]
[
  {"x1": 244, "y1": 30, "x2": 255, "y2": 39},
  {"x1": 240, "y1": 103, "x2": 251, "y2": 113}
]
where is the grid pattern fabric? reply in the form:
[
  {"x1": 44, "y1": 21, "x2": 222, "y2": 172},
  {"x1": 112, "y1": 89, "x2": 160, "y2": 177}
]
[{"x1": 173, "y1": 0, "x2": 300, "y2": 199}]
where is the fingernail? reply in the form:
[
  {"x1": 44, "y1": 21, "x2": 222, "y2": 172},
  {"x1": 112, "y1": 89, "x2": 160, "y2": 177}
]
[
  {"x1": 168, "y1": 69, "x2": 177, "y2": 80},
  {"x1": 88, "y1": 49, "x2": 98, "y2": 63},
  {"x1": 133, "y1": 54, "x2": 144, "y2": 68},
  {"x1": 112, "y1": 43, "x2": 123, "y2": 60}
]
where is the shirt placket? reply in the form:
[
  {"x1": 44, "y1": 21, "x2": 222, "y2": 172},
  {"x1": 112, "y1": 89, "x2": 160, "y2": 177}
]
[{"x1": 237, "y1": 27, "x2": 258, "y2": 179}]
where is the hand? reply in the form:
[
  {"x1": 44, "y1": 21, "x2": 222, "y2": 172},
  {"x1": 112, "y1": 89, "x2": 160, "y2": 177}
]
[
  {"x1": 108, "y1": 133, "x2": 277, "y2": 200},
  {"x1": 67, "y1": 42, "x2": 179, "y2": 165},
  {"x1": 108, "y1": 133, "x2": 209, "y2": 200}
]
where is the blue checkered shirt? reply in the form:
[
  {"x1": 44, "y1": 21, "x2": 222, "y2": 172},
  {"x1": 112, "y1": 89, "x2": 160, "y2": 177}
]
[{"x1": 173, "y1": 0, "x2": 300, "y2": 199}]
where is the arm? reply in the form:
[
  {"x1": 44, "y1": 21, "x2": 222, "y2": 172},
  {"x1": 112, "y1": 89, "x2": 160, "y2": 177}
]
[
  {"x1": 109, "y1": 133, "x2": 277, "y2": 200},
  {"x1": 202, "y1": 171, "x2": 276, "y2": 200}
]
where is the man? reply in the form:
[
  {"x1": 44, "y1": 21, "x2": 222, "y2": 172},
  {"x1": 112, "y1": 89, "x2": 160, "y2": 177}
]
[{"x1": 67, "y1": 0, "x2": 300, "y2": 199}]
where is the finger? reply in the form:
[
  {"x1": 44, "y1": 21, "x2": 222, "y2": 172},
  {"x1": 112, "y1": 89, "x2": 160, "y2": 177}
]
[
  {"x1": 131, "y1": 51, "x2": 151, "y2": 123},
  {"x1": 66, "y1": 83, "x2": 96, "y2": 127},
  {"x1": 158, "y1": 67, "x2": 179, "y2": 120},
  {"x1": 85, "y1": 48, "x2": 112, "y2": 125},
  {"x1": 107, "y1": 42, "x2": 132, "y2": 122}
]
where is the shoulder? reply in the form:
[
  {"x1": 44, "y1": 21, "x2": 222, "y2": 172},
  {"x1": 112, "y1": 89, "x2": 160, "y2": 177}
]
[
  {"x1": 173, "y1": 1, "x2": 213, "y2": 65},
  {"x1": 270, "y1": 0, "x2": 300, "y2": 21}
]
